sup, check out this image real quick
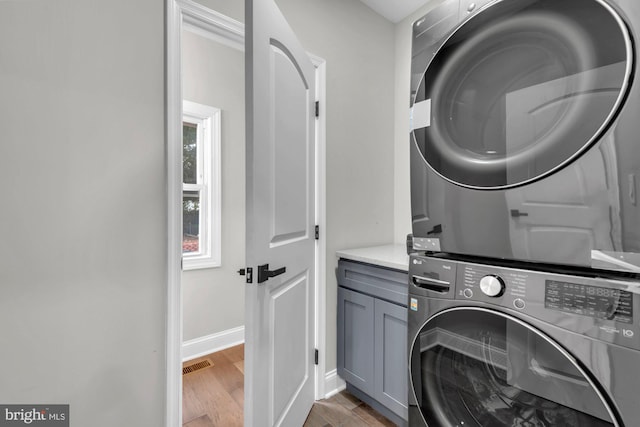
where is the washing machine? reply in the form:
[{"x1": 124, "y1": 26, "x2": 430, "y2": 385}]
[
  {"x1": 408, "y1": 253, "x2": 640, "y2": 426},
  {"x1": 409, "y1": 0, "x2": 640, "y2": 274}
]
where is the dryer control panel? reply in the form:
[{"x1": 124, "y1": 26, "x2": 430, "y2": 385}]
[{"x1": 409, "y1": 254, "x2": 640, "y2": 350}]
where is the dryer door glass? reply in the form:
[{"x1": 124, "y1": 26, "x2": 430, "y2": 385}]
[
  {"x1": 410, "y1": 308, "x2": 619, "y2": 426},
  {"x1": 412, "y1": 0, "x2": 631, "y2": 189}
]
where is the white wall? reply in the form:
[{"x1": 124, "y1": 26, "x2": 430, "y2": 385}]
[
  {"x1": 0, "y1": 1, "x2": 166, "y2": 426},
  {"x1": 181, "y1": 31, "x2": 246, "y2": 342}
]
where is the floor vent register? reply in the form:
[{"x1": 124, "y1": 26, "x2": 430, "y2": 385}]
[{"x1": 183, "y1": 359, "x2": 213, "y2": 375}]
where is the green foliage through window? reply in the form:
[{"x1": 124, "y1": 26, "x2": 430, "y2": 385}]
[{"x1": 183, "y1": 122, "x2": 197, "y2": 184}]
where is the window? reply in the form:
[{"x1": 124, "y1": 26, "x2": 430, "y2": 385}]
[{"x1": 182, "y1": 100, "x2": 221, "y2": 270}]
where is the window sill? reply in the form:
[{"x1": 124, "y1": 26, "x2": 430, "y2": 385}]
[{"x1": 183, "y1": 256, "x2": 221, "y2": 271}]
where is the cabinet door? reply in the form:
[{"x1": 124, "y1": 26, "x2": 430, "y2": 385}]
[
  {"x1": 374, "y1": 299, "x2": 408, "y2": 420},
  {"x1": 337, "y1": 287, "x2": 375, "y2": 395}
]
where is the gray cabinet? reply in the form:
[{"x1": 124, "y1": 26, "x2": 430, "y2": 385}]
[
  {"x1": 337, "y1": 286, "x2": 375, "y2": 395},
  {"x1": 337, "y1": 259, "x2": 408, "y2": 425},
  {"x1": 374, "y1": 298, "x2": 408, "y2": 418}
]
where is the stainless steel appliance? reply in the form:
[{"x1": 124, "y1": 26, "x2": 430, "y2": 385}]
[
  {"x1": 410, "y1": 0, "x2": 640, "y2": 273},
  {"x1": 408, "y1": 254, "x2": 640, "y2": 426}
]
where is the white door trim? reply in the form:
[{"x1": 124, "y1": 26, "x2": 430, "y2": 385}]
[
  {"x1": 165, "y1": 1, "x2": 183, "y2": 426},
  {"x1": 311, "y1": 56, "x2": 327, "y2": 401},
  {"x1": 165, "y1": 2, "x2": 327, "y2": 425}
]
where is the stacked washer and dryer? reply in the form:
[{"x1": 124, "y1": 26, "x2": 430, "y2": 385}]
[{"x1": 408, "y1": 0, "x2": 640, "y2": 426}]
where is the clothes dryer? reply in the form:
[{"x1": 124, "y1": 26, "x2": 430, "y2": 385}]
[
  {"x1": 410, "y1": 0, "x2": 640, "y2": 273},
  {"x1": 408, "y1": 254, "x2": 640, "y2": 426}
]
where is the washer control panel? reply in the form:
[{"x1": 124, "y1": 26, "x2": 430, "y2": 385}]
[
  {"x1": 458, "y1": 263, "x2": 530, "y2": 308},
  {"x1": 408, "y1": 254, "x2": 640, "y2": 350},
  {"x1": 479, "y1": 275, "x2": 505, "y2": 297},
  {"x1": 545, "y1": 280, "x2": 633, "y2": 324}
]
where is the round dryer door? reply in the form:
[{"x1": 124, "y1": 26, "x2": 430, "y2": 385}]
[
  {"x1": 412, "y1": 0, "x2": 632, "y2": 189},
  {"x1": 409, "y1": 308, "x2": 620, "y2": 426}
]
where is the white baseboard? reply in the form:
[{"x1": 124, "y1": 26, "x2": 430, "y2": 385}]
[
  {"x1": 182, "y1": 326, "x2": 245, "y2": 362},
  {"x1": 323, "y1": 369, "x2": 346, "y2": 399},
  {"x1": 183, "y1": 328, "x2": 344, "y2": 400}
]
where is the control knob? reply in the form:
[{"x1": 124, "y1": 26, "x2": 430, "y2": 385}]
[{"x1": 479, "y1": 275, "x2": 505, "y2": 297}]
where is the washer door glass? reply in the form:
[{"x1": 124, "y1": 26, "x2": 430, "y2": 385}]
[
  {"x1": 410, "y1": 308, "x2": 619, "y2": 426},
  {"x1": 412, "y1": 0, "x2": 631, "y2": 189}
]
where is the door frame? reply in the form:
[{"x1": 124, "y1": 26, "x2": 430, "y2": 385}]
[{"x1": 165, "y1": 1, "x2": 327, "y2": 425}]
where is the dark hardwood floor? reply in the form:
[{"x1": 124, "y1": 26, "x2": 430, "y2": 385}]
[{"x1": 182, "y1": 344, "x2": 396, "y2": 426}]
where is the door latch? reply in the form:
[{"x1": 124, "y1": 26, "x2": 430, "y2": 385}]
[
  {"x1": 257, "y1": 264, "x2": 286, "y2": 284},
  {"x1": 238, "y1": 267, "x2": 253, "y2": 283}
]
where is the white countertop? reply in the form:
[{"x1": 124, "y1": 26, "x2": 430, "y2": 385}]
[{"x1": 336, "y1": 244, "x2": 409, "y2": 271}]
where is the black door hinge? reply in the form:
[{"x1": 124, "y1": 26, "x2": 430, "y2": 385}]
[
  {"x1": 315, "y1": 225, "x2": 319, "y2": 240},
  {"x1": 315, "y1": 101, "x2": 319, "y2": 118},
  {"x1": 314, "y1": 348, "x2": 319, "y2": 365}
]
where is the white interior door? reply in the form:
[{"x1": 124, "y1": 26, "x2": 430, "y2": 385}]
[{"x1": 244, "y1": 0, "x2": 316, "y2": 425}]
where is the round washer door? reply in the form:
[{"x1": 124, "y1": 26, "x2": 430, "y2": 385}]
[
  {"x1": 412, "y1": 0, "x2": 632, "y2": 189},
  {"x1": 409, "y1": 308, "x2": 620, "y2": 426}
]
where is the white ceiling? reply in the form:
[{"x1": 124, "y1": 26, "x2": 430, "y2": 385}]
[{"x1": 359, "y1": 0, "x2": 431, "y2": 23}]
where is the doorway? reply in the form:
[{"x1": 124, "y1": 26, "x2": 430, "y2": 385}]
[
  {"x1": 166, "y1": 1, "x2": 327, "y2": 425},
  {"x1": 180, "y1": 15, "x2": 246, "y2": 366}
]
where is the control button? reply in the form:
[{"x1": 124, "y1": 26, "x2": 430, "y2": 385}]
[
  {"x1": 513, "y1": 298, "x2": 526, "y2": 310},
  {"x1": 463, "y1": 288, "x2": 473, "y2": 298},
  {"x1": 479, "y1": 275, "x2": 505, "y2": 297}
]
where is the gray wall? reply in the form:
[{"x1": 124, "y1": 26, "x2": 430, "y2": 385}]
[
  {"x1": 181, "y1": 31, "x2": 246, "y2": 341},
  {"x1": 196, "y1": 0, "x2": 243, "y2": 21},
  {"x1": 195, "y1": 0, "x2": 396, "y2": 374},
  {"x1": 0, "y1": 0, "x2": 166, "y2": 426}
]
